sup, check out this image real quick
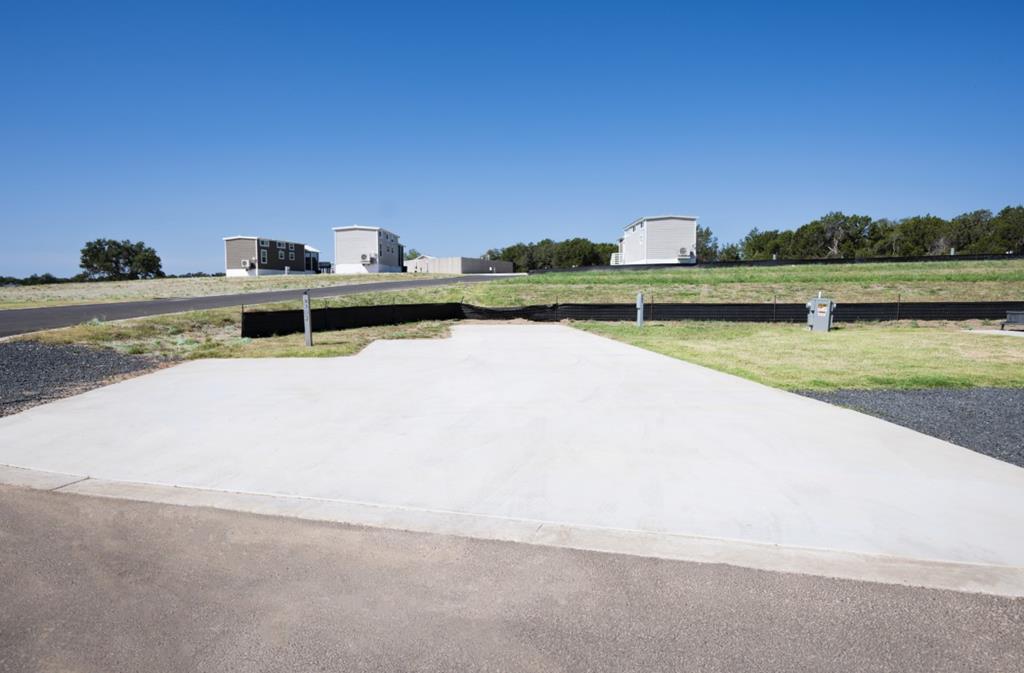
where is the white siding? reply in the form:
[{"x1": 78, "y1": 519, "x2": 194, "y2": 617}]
[
  {"x1": 619, "y1": 217, "x2": 697, "y2": 264},
  {"x1": 334, "y1": 229, "x2": 380, "y2": 264},
  {"x1": 620, "y1": 224, "x2": 645, "y2": 263},
  {"x1": 646, "y1": 218, "x2": 697, "y2": 262}
]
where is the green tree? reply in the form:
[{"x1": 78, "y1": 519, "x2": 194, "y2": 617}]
[
  {"x1": 980, "y1": 206, "x2": 1024, "y2": 254},
  {"x1": 949, "y1": 210, "x2": 992, "y2": 253},
  {"x1": 895, "y1": 215, "x2": 951, "y2": 256},
  {"x1": 718, "y1": 243, "x2": 742, "y2": 261},
  {"x1": 80, "y1": 239, "x2": 164, "y2": 280},
  {"x1": 696, "y1": 225, "x2": 719, "y2": 261},
  {"x1": 404, "y1": 248, "x2": 422, "y2": 260}
]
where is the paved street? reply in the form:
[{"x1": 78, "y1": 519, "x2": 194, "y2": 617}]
[
  {"x1": 0, "y1": 485, "x2": 1020, "y2": 673},
  {"x1": 0, "y1": 274, "x2": 504, "y2": 337}
]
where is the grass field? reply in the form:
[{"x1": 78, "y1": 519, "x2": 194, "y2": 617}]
[
  {"x1": 4, "y1": 259, "x2": 1021, "y2": 311},
  {"x1": 0, "y1": 273, "x2": 454, "y2": 310},
  {"x1": 239, "y1": 259, "x2": 1024, "y2": 310},
  {"x1": 12, "y1": 258, "x2": 1024, "y2": 391},
  {"x1": 578, "y1": 320, "x2": 1024, "y2": 391}
]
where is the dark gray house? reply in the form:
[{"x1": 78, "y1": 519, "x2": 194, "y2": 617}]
[{"x1": 223, "y1": 236, "x2": 320, "y2": 276}]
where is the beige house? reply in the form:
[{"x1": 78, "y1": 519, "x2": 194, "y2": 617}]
[{"x1": 405, "y1": 256, "x2": 514, "y2": 274}]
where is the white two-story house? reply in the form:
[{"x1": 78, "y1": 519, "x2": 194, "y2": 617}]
[{"x1": 332, "y1": 226, "x2": 405, "y2": 274}]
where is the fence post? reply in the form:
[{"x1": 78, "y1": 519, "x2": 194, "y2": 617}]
[
  {"x1": 896, "y1": 293, "x2": 901, "y2": 321},
  {"x1": 302, "y1": 291, "x2": 313, "y2": 347},
  {"x1": 636, "y1": 291, "x2": 644, "y2": 327}
]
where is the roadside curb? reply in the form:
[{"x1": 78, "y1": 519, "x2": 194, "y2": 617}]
[{"x1": 2, "y1": 463, "x2": 1022, "y2": 598}]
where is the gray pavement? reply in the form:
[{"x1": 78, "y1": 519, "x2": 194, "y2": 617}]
[
  {"x1": 0, "y1": 274, "x2": 503, "y2": 337},
  {"x1": 2, "y1": 324, "x2": 1023, "y2": 595},
  {"x1": 1, "y1": 485, "x2": 1020, "y2": 673}
]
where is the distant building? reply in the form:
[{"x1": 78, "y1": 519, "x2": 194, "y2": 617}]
[
  {"x1": 333, "y1": 226, "x2": 404, "y2": 273},
  {"x1": 610, "y1": 215, "x2": 698, "y2": 265},
  {"x1": 405, "y1": 256, "x2": 514, "y2": 274},
  {"x1": 223, "y1": 236, "x2": 320, "y2": 276}
]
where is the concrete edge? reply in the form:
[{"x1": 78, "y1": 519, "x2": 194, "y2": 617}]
[{"x1": 1, "y1": 463, "x2": 1022, "y2": 598}]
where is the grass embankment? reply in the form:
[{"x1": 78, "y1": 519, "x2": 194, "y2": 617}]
[
  {"x1": 578, "y1": 321, "x2": 1024, "y2": 391},
  {"x1": 251, "y1": 259, "x2": 1023, "y2": 309},
  {"x1": 0, "y1": 273, "x2": 455, "y2": 310},
  {"x1": 25, "y1": 309, "x2": 452, "y2": 359},
  {"x1": 15, "y1": 259, "x2": 1024, "y2": 391}
]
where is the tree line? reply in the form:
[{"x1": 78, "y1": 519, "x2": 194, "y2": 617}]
[
  {"x1": 485, "y1": 205, "x2": 1023, "y2": 270},
  {"x1": 483, "y1": 238, "x2": 619, "y2": 271},
  {"x1": 703, "y1": 206, "x2": 1024, "y2": 262}
]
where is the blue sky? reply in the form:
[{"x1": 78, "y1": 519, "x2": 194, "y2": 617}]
[{"x1": 1, "y1": 1, "x2": 1021, "y2": 276}]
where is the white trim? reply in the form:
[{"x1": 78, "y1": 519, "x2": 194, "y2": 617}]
[
  {"x1": 333, "y1": 225, "x2": 400, "y2": 240},
  {"x1": 623, "y1": 215, "x2": 698, "y2": 232},
  {"x1": 222, "y1": 236, "x2": 258, "y2": 241}
]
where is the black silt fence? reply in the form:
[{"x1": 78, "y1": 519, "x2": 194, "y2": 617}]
[{"x1": 240, "y1": 301, "x2": 1024, "y2": 338}]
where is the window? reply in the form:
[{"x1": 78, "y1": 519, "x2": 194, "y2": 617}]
[
  {"x1": 288, "y1": 243, "x2": 295, "y2": 251},
  {"x1": 288, "y1": 251, "x2": 295, "y2": 261},
  {"x1": 277, "y1": 240, "x2": 285, "y2": 248},
  {"x1": 259, "y1": 239, "x2": 269, "y2": 247},
  {"x1": 260, "y1": 249, "x2": 268, "y2": 264},
  {"x1": 278, "y1": 250, "x2": 285, "y2": 260}
]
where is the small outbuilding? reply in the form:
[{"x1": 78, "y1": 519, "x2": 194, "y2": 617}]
[{"x1": 405, "y1": 256, "x2": 514, "y2": 274}]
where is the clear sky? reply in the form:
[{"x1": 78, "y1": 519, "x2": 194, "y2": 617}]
[{"x1": 1, "y1": 1, "x2": 1021, "y2": 276}]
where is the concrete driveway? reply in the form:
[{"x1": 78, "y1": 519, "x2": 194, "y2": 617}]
[{"x1": 1, "y1": 324, "x2": 1023, "y2": 595}]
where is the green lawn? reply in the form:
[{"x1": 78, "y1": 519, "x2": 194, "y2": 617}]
[
  {"x1": 5, "y1": 259, "x2": 1021, "y2": 311},
  {"x1": 245, "y1": 259, "x2": 1024, "y2": 310},
  {"x1": 577, "y1": 320, "x2": 1024, "y2": 391}
]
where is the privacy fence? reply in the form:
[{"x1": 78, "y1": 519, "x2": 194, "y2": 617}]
[
  {"x1": 527, "y1": 252, "x2": 1023, "y2": 274},
  {"x1": 240, "y1": 301, "x2": 1024, "y2": 338}
]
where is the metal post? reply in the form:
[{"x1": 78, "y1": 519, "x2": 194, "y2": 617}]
[
  {"x1": 302, "y1": 291, "x2": 313, "y2": 347},
  {"x1": 636, "y1": 291, "x2": 644, "y2": 327}
]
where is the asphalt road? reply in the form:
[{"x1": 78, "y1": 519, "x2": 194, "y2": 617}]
[
  {"x1": 0, "y1": 275, "x2": 502, "y2": 337},
  {"x1": 0, "y1": 486, "x2": 1020, "y2": 673}
]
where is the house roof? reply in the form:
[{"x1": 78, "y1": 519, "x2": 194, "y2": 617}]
[
  {"x1": 304, "y1": 245, "x2": 320, "y2": 253},
  {"x1": 223, "y1": 236, "x2": 309, "y2": 245},
  {"x1": 623, "y1": 215, "x2": 698, "y2": 231}
]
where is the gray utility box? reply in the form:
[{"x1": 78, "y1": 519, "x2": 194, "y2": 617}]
[{"x1": 806, "y1": 297, "x2": 836, "y2": 332}]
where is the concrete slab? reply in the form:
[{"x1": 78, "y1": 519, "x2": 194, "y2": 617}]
[
  {"x1": 969, "y1": 329, "x2": 1024, "y2": 338},
  {"x1": 1, "y1": 325, "x2": 1023, "y2": 594}
]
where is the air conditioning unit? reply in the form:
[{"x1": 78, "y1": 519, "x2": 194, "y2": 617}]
[{"x1": 241, "y1": 259, "x2": 251, "y2": 269}]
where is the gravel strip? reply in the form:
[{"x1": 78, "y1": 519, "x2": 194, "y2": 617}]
[
  {"x1": 802, "y1": 388, "x2": 1024, "y2": 468},
  {"x1": 0, "y1": 341, "x2": 170, "y2": 417}
]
